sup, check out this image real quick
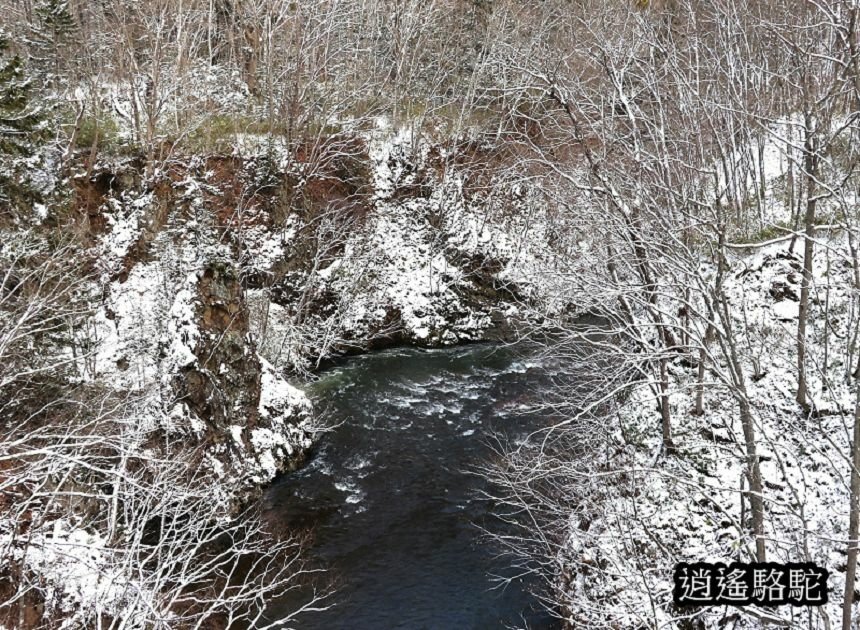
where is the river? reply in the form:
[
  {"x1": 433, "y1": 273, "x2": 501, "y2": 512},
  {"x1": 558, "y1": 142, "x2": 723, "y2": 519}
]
[{"x1": 262, "y1": 342, "x2": 562, "y2": 629}]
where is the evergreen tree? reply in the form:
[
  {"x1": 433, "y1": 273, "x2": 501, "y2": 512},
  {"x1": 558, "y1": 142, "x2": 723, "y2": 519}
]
[
  {"x1": 31, "y1": 0, "x2": 77, "y2": 81},
  {"x1": 0, "y1": 32, "x2": 43, "y2": 206},
  {"x1": 34, "y1": 0, "x2": 77, "y2": 35},
  {"x1": 0, "y1": 36, "x2": 41, "y2": 155}
]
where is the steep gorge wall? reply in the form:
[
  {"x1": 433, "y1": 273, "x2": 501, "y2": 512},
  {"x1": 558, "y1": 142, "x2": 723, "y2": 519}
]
[
  {"x1": 0, "y1": 124, "x2": 583, "y2": 627},
  {"x1": 67, "y1": 130, "x2": 560, "y2": 499}
]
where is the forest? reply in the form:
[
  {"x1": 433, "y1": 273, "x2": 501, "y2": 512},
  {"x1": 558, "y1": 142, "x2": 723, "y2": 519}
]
[{"x1": 1, "y1": 0, "x2": 859, "y2": 628}]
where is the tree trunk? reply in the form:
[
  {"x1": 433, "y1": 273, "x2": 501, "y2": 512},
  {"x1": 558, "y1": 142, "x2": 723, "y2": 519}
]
[
  {"x1": 724, "y1": 310, "x2": 767, "y2": 561},
  {"x1": 787, "y1": 123, "x2": 799, "y2": 253},
  {"x1": 694, "y1": 323, "x2": 713, "y2": 416},
  {"x1": 717, "y1": 232, "x2": 767, "y2": 561},
  {"x1": 843, "y1": 354, "x2": 860, "y2": 630},
  {"x1": 660, "y1": 356, "x2": 675, "y2": 453},
  {"x1": 843, "y1": 221, "x2": 860, "y2": 628},
  {"x1": 63, "y1": 100, "x2": 86, "y2": 165},
  {"x1": 797, "y1": 114, "x2": 817, "y2": 410},
  {"x1": 739, "y1": 397, "x2": 767, "y2": 562}
]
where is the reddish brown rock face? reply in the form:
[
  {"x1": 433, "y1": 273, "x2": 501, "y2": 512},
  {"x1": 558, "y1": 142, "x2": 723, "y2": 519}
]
[{"x1": 174, "y1": 263, "x2": 262, "y2": 435}]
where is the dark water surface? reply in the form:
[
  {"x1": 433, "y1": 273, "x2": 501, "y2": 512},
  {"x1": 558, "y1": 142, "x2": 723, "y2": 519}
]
[{"x1": 262, "y1": 343, "x2": 562, "y2": 630}]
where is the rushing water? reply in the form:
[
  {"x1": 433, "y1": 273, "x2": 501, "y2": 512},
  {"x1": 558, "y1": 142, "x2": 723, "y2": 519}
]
[{"x1": 262, "y1": 343, "x2": 561, "y2": 630}]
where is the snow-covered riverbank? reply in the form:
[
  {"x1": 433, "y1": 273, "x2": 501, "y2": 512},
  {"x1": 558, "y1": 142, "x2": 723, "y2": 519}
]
[
  {"x1": 0, "y1": 126, "x2": 569, "y2": 627},
  {"x1": 552, "y1": 232, "x2": 858, "y2": 629}
]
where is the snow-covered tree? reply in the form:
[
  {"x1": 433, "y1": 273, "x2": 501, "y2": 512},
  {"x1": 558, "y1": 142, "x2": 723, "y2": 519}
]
[
  {"x1": 30, "y1": 0, "x2": 78, "y2": 83},
  {"x1": 0, "y1": 31, "x2": 43, "y2": 209}
]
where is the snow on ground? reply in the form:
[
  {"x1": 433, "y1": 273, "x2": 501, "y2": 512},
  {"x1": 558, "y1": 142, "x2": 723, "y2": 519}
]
[
  {"x1": 86, "y1": 170, "x2": 315, "y2": 489},
  {"x1": 239, "y1": 212, "x2": 300, "y2": 276},
  {"x1": 716, "y1": 116, "x2": 852, "y2": 242},
  {"x1": 246, "y1": 358, "x2": 314, "y2": 482},
  {"x1": 238, "y1": 126, "x2": 574, "y2": 374},
  {"x1": 0, "y1": 520, "x2": 153, "y2": 629},
  {"x1": 96, "y1": 191, "x2": 153, "y2": 279},
  {"x1": 310, "y1": 128, "x2": 498, "y2": 345},
  {"x1": 2, "y1": 124, "x2": 572, "y2": 628},
  {"x1": 294, "y1": 129, "x2": 567, "y2": 356},
  {"x1": 0, "y1": 159, "x2": 325, "y2": 627},
  {"x1": 559, "y1": 234, "x2": 857, "y2": 629}
]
